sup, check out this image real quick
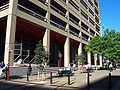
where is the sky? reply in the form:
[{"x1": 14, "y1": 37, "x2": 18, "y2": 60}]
[{"x1": 99, "y1": 0, "x2": 120, "y2": 35}]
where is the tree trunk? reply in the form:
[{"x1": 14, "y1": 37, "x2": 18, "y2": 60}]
[
  {"x1": 42, "y1": 71, "x2": 44, "y2": 81},
  {"x1": 82, "y1": 64, "x2": 84, "y2": 73},
  {"x1": 38, "y1": 69, "x2": 40, "y2": 80},
  {"x1": 78, "y1": 64, "x2": 81, "y2": 73},
  {"x1": 96, "y1": 60, "x2": 98, "y2": 71}
]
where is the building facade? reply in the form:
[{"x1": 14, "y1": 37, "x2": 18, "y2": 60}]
[{"x1": 0, "y1": 0, "x2": 102, "y2": 67}]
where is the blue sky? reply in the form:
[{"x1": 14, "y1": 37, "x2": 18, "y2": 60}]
[{"x1": 99, "y1": 0, "x2": 120, "y2": 35}]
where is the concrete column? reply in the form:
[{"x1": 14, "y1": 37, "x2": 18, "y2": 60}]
[
  {"x1": 88, "y1": 28, "x2": 90, "y2": 33},
  {"x1": 43, "y1": 29, "x2": 50, "y2": 52},
  {"x1": 87, "y1": 52, "x2": 91, "y2": 67},
  {"x1": 46, "y1": 0, "x2": 50, "y2": 24},
  {"x1": 78, "y1": 43, "x2": 82, "y2": 55},
  {"x1": 66, "y1": 0, "x2": 69, "y2": 4},
  {"x1": 64, "y1": 37, "x2": 70, "y2": 67},
  {"x1": 79, "y1": 31, "x2": 82, "y2": 38},
  {"x1": 4, "y1": 0, "x2": 18, "y2": 66},
  {"x1": 94, "y1": 54, "x2": 97, "y2": 66},
  {"x1": 88, "y1": 37, "x2": 91, "y2": 42},
  {"x1": 44, "y1": 0, "x2": 50, "y2": 53},
  {"x1": 100, "y1": 55, "x2": 102, "y2": 67}
]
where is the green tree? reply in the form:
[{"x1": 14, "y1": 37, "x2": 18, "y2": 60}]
[
  {"x1": 85, "y1": 28, "x2": 120, "y2": 66},
  {"x1": 34, "y1": 40, "x2": 50, "y2": 80},
  {"x1": 75, "y1": 53, "x2": 86, "y2": 73}
]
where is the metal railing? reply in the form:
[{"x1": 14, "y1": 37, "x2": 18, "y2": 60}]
[
  {"x1": 0, "y1": 3, "x2": 9, "y2": 12},
  {"x1": 50, "y1": 5, "x2": 67, "y2": 18},
  {"x1": 50, "y1": 20, "x2": 66, "y2": 31},
  {"x1": 69, "y1": 0, "x2": 79, "y2": 11},
  {"x1": 89, "y1": 20, "x2": 94, "y2": 26},
  {"x1": 18, "y1": 4, "x2": 47, "y2": 22},
  {"x1": 69, "y1": 17, "x2": 79, "y2": 26},
  {"x1": 81, "y1": 26, "x2": 88, "y2": 32},
  {"x1": 60, "y1": 0, "x2": 66, "y2": 3},
  {"x1": 29, "y1": 57, "x2": 35, "y2": 63},
  {"x1": 69, "y1": 30, "x2": 79, "y2": 37},
  {"x1": 14, "y1": 54, "x2": 22, "y2": 62},
  {"x1": 38, "y1": 0, "x2": 48, "y2": 6},
  {"x1": 82, "y1": 36, "x2": 88, "y2": 41},
  {"x1": 90, "y1": 32, "x2": 94, "y2": 36},
  {"x1": 23, "y1": 55, "x2": 29, "y2": 63}
]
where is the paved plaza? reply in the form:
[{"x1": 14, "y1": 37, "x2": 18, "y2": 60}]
[{"x1": 0, "y1": 68, "x2": 120, "y2": 90}]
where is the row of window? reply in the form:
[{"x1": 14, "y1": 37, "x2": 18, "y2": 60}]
[
  {"x1": 17, "y1": 1, "x2": 100, "y2": 35},
  {"x1": 69, "y1": 0, "x2": 99, "y2": 15},
  {"x1": 0, "y1": 0, "x2": 99, "y2": 39}
]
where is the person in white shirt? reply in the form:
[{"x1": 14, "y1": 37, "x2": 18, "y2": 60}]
[{"x1": 109, "y1": 63, "x2": 113, "y2": 72}]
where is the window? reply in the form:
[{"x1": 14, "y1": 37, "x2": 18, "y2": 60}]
[
  {"x1": 69, "y1": 0, "x2": 79, "y2": 11},
  {"x1": 80, "y1": 0, "x2": 88, "y2": 9}
]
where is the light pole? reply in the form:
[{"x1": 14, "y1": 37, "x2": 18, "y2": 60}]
[{"x1": 7, "y1": 47, "x2": 12, "y2": 80}]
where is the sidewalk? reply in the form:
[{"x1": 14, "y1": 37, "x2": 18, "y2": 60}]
[{"x1": 0, "y1": 69, "x2": 120, "y2": 90}]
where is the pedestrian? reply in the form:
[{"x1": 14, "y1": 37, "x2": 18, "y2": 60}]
[
  {"x1": 4, "y1": 64, "x2": 9, "y2": 80},
  {"x1": 109, "y1": 63, "x2": 113, "y2": 72},
  {"x1": 0, "y1": 61, "x2": 5, "y2": 68},
  {"x1": 27, "y1": 64, "x2": 32, "y2": 76},
  {"x1": 73, "y1": 63, "x2": 76, "y2": 71}
]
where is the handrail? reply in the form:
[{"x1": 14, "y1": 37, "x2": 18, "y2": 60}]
[
  {"x1": 50, "y1": 5, "x2": 67, "y2": 18},
  {"x1": 0, "y1": 3, "x2": 9, "y2": 12},
  {"x1": 14, "y1": 54, "x2": 21, "y2": 62},
  {"x1": 50, "y1": 20, "x2": 66, "y2": 31},
  {"x1": 18, "y1": 4, "x2": 47, "y2": 22},
  {"x1": 23, "y1": 55, "x2": 29, "y2": 63},
  {"x1": 29, "y1": 57, "x2": 35, "y2": 63}
]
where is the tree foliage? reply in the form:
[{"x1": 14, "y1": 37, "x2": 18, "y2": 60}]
[
  {"x1": 75, "y1": 53, "x2": 86, "y2": 65},
  {"x1": 34, "y1": 40, "x2": 50, "y2": 70},
  {"x1": 85, "y1": 28, "x2": 120, "y2": 62}
]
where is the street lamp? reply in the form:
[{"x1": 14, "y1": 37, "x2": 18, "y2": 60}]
[{"x1": 7, "y1": 47, "x2": 12, "y2": 80}]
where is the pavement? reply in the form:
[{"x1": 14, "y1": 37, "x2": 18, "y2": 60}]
[{"x1": 0, "y1": 68, "x2": 120, "y2": 90}]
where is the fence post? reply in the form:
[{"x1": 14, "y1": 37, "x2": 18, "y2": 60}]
[
  {"x1": 27, "y1": 72, "x2": 29, "y2": 82},
  {"x1": 108, "y1": 72, "x2": 112, "y2": 88},
  {"x1": 50, "y1": 72, "x2": 52, "y2": 84},
  {"x1": 87, "y1": 72, "x2": 90, "y2": 87},
  {"x1": 68, "y1": 74, "x2": 70, "y2": 85}
]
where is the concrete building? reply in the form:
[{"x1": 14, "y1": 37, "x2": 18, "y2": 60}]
[{"x1": 0, "y1": 0, "x2": 102, "y2": 67}]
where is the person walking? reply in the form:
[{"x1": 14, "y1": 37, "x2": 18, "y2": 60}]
[
  {"x1": 27, "y1": 64, "x2": 32, "y2": 76},
  {"x1": 109, "y1": 63, "x2": 113, "y2": 72}
]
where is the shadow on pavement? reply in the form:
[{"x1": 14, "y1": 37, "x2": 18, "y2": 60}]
[{"x1": 0, "y1": 75, "x2": 120, "y2": 90}]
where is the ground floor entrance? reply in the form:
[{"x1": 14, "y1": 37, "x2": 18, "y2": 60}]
[{"x1": 0, "y1": 17, "x2": 102, "y2": 67}]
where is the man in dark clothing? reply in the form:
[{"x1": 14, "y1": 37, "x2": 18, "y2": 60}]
[
  {"x1": 0, "y1": 61, "x2": 5, "y2": 68},
  {"x1": 27, "y1": 64, "x2": 32, "y2": 76},
  {"x1": 4, "y1": 64, "x2": 9, "y2": 80}
]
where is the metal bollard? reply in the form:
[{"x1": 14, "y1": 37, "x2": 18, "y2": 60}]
[
  {"x1": 87, "y1": 72, "x2": 90, "y2": 87},
  {"x1": 50, "y1": 72, "x2": 52, "y2": 84},
  {"x1": 27, "y1": 72, "x2": 29, "y2": 82},
  {"x1": 108, "y1": 72, "x2": 112, "y2": 88},
  {"x1": 68, "y1": 74, "x2": 70, "y2": 85}
]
